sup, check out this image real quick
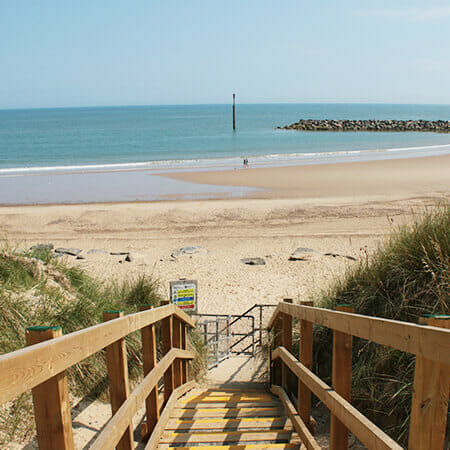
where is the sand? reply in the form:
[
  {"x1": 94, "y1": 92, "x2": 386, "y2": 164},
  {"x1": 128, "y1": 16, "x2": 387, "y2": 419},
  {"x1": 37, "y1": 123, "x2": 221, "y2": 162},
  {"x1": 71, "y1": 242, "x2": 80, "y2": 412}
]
[{"x1": 1, "y1": 154, "x2": 449, "y2": 317}]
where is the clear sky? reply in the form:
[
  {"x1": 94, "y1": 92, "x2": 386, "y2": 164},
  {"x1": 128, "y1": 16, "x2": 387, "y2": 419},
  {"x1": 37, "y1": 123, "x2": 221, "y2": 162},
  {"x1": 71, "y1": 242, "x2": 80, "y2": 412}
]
[{"x1": 1, "y1": 1, "x2": 449, "y2": 109}]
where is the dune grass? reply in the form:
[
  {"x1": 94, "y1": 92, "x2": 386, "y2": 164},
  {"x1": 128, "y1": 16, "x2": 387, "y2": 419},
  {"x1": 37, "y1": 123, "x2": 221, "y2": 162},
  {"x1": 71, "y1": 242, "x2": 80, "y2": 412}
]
[
  {"x1": 310, "y1": 205, "x2": 449, "y2": 444},
  {"x1": 0, "y1": 245, "x2": 206, "y2": 444}
]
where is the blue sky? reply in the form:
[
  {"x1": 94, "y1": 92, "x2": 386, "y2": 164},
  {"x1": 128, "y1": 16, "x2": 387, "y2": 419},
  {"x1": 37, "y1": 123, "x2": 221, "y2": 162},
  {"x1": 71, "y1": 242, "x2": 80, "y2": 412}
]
[{"x1": 1, "y1": 1, "x2": 449, "y2": 108}]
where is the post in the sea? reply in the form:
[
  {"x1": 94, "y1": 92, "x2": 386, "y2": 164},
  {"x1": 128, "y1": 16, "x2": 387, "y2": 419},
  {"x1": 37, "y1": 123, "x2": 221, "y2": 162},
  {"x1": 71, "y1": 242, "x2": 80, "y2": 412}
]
[{"x1": 232, "y1": 93, "x2": 236, "y2": 131}]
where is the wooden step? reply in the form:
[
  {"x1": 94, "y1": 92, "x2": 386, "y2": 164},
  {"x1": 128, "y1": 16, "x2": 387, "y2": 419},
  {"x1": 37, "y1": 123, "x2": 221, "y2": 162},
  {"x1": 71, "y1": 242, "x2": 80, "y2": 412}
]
[
  {"x1": 159, "y1": 429, "x2": 301, "y2": 445},
  {"x1": 166, "y1": 416, "x2": 293, "y2": 431},
  {"x1": 157, "y1": 387, "x2": 301, "y2": 449},
  {"x1": 180, "y1": 401, "x2": 281, "y2": 409},
  {"x1": 171, "y1": 406, "x2": 286, "y2": 419},
  {"x1": 181, "y1": 395, "x2": 276, "y2": 403},
  {"x1": 161, "y1": 444, "x2": 301, "y2": 449}
]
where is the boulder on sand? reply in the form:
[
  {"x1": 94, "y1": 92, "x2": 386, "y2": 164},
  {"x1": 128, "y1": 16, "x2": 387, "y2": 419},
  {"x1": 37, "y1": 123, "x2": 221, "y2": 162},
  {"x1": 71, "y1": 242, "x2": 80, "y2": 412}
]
[
  {"x1": 289, "y1": 248, "x2": 322, "y2": 261},
  {"x1": 171, "y1": 246, "x2": 203, "y2": 258},
  {"x1": 241, "y1": 257, "x2": 266, "y2": 266},
  {"x1": 54, "y1": 248, "x2": 82, "y2": 256}
]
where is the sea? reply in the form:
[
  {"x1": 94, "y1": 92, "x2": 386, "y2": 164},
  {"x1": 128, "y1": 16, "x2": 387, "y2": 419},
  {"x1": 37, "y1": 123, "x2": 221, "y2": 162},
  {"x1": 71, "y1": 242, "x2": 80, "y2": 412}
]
[{"x1": 0, "y1": 104, "x2": 449, "y2": 204}]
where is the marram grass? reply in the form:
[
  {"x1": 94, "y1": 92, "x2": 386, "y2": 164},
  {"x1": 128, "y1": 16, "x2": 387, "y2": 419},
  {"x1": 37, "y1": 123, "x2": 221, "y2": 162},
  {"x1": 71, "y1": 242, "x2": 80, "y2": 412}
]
[
  {"x1": 310, "y1": 205, "x2": 449, "y2": 445},
  {"x1": 0, "y1": 246, "x2": 206, "y2": 445}
]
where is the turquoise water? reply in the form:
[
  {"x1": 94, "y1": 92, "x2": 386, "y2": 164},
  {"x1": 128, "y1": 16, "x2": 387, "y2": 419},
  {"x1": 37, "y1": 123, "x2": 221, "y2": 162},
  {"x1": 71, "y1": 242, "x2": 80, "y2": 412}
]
[{"x1": 0, "y1": 104, "x2": 449, "y2": 173}]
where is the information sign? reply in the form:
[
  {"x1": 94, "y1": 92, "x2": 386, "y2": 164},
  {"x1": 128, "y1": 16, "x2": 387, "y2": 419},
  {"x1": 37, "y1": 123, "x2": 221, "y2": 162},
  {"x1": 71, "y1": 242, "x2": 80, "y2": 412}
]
[{"x1": 170, "y1": 279, "x2": 197, "y2": 313}]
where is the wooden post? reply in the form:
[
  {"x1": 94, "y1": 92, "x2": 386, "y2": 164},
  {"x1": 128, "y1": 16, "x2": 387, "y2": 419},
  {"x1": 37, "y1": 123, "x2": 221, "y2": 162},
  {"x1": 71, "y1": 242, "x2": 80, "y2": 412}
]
[
  {"x1": 408, "y1": 315, "x2": 450, "y2": 450},
  {"x1": 273, "y1": 315, "x2": 283, "y2": 386},
  {"x1": 26, "y1": 326, "x2": 74, "y2": 450},
  {"x1": 298, "y1": 300, "x2": 314, "y2": 432},
  {"x1": 161, "y1": 301, "x2": 174, "y2": 403},
  {"x1": 173, "y1": 316, "x2": 183, "y2": 388},
  {"x1": 232, "y1": 93, "x2": 236, "y2": 131},
  {"x1": 282, "y1": 299, "x2": 293, "y2": 395},
  {"x1": 330, "y1": 304, "x2": 354, "y2": 450},
  {"x1": 103, "y1": 311, "x2": 133, "y2": 450},
  {"x1": 181, "y1": 323, "x2": 188, "y2": 383},
  {"x1": 139, "y1": 305, "x2": 159, "y2": 441}
]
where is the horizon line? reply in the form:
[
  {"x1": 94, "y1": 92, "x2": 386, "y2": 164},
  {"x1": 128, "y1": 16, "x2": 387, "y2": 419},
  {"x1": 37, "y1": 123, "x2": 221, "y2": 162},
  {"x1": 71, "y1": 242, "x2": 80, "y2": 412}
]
[{"x1": 2, "y1": 101, "x2": 450, "y2": 112}]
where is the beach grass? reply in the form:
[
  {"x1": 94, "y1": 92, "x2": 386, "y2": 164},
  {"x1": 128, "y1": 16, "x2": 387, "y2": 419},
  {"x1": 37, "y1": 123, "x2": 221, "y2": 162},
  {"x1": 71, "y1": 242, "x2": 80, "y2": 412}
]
[
  {"x1": 0, "y1": 245, "x2": 206, "y2": 445},
  {"x1": 310, "y1": 204, "x2": 449, "y2": 444}
]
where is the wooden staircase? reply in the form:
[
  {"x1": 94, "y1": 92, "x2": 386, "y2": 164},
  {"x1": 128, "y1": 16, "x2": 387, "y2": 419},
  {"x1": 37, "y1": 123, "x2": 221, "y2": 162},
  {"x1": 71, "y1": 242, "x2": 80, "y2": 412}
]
[{"x1": 156, "y1": 387, "x2": 302, "y2": 448}]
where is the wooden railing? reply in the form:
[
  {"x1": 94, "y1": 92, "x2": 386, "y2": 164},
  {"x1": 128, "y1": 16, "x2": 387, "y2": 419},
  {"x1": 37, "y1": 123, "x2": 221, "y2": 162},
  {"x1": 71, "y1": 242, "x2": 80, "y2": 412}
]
[
  {"x1": 268, "y1": 300, "x2": 450, "y2": 450},
  {"x1": 0, "y1": 301, "x2": 196, "y2": 449}
]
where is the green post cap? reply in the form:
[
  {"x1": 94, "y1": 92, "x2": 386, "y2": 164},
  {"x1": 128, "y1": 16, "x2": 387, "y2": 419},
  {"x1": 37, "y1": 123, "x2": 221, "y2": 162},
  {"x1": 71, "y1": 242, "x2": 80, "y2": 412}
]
[
  {"x1": 336, "y1": 304, "x2": 353, "y2": 308},
  {"x1": 26, "y1": 326, "x2": 61, "y2": 332},
  {"x1": 104, "y1": 310, "x2": 123, "y2": 314}
]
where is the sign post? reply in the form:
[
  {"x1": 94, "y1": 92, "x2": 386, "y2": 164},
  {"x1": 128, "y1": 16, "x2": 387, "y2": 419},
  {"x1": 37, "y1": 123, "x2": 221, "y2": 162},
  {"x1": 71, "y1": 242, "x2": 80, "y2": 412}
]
[{"x1": 170, "y1": 279, "x2": 197, "y2": 313}]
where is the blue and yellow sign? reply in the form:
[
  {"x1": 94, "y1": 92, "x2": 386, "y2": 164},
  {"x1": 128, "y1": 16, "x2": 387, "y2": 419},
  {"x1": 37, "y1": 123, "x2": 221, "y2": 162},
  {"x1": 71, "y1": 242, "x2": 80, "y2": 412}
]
[{"x1": 170, "y1": 280, "x2": 197, "y2": 313}]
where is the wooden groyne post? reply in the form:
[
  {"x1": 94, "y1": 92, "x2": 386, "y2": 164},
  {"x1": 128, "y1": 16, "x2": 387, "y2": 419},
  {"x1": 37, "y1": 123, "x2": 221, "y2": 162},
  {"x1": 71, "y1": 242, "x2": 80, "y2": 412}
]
[{"x1": 232, "y1": 93, "x2": 236, "y2": 131}]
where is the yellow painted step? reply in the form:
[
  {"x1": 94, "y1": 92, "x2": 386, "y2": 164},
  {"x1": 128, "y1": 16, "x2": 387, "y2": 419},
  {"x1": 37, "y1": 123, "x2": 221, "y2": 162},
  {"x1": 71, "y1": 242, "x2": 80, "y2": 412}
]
[
  {"x1": 164, "y1": 445, "x2": 300, "y2": 449},
  {"x1": 182, "y1": 395, "x2": 274, "y2": 403},
  {"x1": 179, "y1": 401, "x2": 281, "y2": 409},
  {"x1": 160, "y1": 429, "x2": 300, "y2": 445},
  {"x1": 171, "y1": 406, "x2": 285, "y2": 419},
  {"x1": 166, "y1": 416, "x2": 293, "y2": 431}
]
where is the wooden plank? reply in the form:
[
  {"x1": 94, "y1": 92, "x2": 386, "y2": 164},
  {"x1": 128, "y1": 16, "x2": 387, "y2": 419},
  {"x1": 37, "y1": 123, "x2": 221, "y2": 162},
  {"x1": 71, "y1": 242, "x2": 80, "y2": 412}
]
[
  {"x1": 160, "y1": 444, "x2": 300, "y2": 449},
  {"x1": 25, "y1": 327, "x2": 74, "y2": 450},
  {"x1": 170, "y1": 407, "x2": 286, "y2": 419},
  {"x1": 298, "y1": 300, "x2": 313, "y2": 431},
  {"x1": 90, "y1": 349, "x2": 194, "y2": 450},
  {"x1": 173, "y1": 316, "x2": 183, "y2": 388},
  {"x1": 268, "y1": 302, "x2": 450, "y2": 365},
  {"x1": 273, "y1": 316, "x2": 283, "y2": 386},
  {"x1": 181, "y1": 322, "x2": 188, "y2": 383},
  {"x1": 179, "y1": 401, "x2": 282, "y2": 409},
  {"x1": 103, "y1": 311, "x2": 133, "y2": 450},
  {"x1": 145, "y1": 381, "x2": 199, "y2": 449},
  {"x1": 330, "y1": 305, "x2": 353, "y2": 450},
  {"x1": 140, "y1": 305, "x2": 159, "y2": 440},
  {"x1": 165, "y1": 417, "x2": 293, "y2": 431},
  {"x1": 159, "y1": 429, "x2": 300, "y2": 445},
  {"x1": 161, "y1": 305, "x2": 174, "y2": 403},
  {"x1": 181, "y1": 394, "x2": 273, "y2": 402},
  {"x1": 0, "y1": 303, "x2": 194, "y2": 405},
  {"x1": 408, "y1": 316, "x2": 450, "y2": 450},
  {"x1": 201, "y1": 388, "x2": 269, "y2": 393},
  {"x1": 272, "y1": 347, "x2": 401, "y2": 450},
  {"x1": 271, "y1": 385, "x2": 321, "y2": 450},
  {"x1": 282, "y1": 299, "x2": 293, "y2": 394}
]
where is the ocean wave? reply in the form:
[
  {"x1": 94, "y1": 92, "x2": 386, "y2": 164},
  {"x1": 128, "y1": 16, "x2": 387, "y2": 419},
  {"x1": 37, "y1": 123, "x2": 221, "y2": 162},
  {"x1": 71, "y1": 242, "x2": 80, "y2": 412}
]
[{"x1": 1, "y1": 143, "x2": 449, "y2": 176}]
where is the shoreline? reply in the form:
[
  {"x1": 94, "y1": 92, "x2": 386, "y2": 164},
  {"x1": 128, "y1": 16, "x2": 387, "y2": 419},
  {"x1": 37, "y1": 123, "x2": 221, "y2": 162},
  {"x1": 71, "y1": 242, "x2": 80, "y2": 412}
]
[
  {"x1": 1, "y1": 141, "x2": 450, "y2": 177},
  {"x1": 0, "y1": 153, "x2": 449, "y2": 206}
]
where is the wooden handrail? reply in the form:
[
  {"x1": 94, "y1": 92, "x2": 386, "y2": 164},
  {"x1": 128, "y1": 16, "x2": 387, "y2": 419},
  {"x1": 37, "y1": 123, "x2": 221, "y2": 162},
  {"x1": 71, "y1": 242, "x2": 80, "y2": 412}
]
[
  {"x1": 0, "y1": 304, "x2": 196, "y2": 450},
  {"x1": 0, "y1": 303, "x2": 194, "y2": 404},
  {"x1": 268, "y1": 302, "x2": 450, "y2": 364},
  {"x1": 90, "y1": 348, "x2": 194, "y2": 450},
  {"x1": 272, "y1": 347, "x2": 401, "y2": 450},
  {"x1": 270, "y1": 385, "x2": 321, "y2": 450},
  {"x1": 268, "y1": 301, "x2": 450, "y2": 450}
]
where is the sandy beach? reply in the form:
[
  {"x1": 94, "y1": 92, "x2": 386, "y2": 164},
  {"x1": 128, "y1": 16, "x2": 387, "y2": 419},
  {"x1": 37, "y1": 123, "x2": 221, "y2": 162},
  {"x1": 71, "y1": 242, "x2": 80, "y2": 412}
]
[{"x1": 1, "y1": 155, "x2": 449, "y2": 317}]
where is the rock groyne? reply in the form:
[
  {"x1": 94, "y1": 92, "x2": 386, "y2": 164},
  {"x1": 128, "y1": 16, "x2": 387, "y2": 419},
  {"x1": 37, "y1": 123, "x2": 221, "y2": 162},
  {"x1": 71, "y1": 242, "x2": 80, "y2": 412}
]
[{"x1": 277, "y1": 119, "x2": 450, "y2": 133}]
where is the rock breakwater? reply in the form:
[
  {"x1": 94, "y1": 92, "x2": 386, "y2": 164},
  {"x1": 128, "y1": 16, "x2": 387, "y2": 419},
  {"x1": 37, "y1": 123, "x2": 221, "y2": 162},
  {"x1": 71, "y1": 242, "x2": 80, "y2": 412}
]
[{"x1": 277, "y1": 119, "x2": 450, "y2": 133}]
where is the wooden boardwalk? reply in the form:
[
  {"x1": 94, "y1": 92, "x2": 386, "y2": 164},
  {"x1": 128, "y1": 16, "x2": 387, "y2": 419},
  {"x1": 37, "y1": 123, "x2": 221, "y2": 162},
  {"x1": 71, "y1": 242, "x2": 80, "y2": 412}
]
[{"x1": 156, "y1": 387, "x2": 301, "y2": 449}]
